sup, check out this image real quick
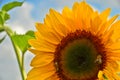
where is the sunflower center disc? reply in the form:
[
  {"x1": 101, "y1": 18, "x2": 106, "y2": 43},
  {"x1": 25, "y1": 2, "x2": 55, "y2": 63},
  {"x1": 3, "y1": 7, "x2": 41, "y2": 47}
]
[
  {"x1": 61, "y1": 39, "x2": 100, "y2": 79},
  {"x1": 54, "y1": 30, "x2": 105, "y2": 80}
]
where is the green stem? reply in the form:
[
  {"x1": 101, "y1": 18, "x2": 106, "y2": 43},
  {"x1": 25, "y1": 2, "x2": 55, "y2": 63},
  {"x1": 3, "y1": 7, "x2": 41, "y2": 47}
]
[
  {"x1": 11, "y1": 38, "x2": 26, "y2": 80},
  {"x1": 22, "y1": 53, "x2": 27, "y2": 79},
  {"x1": 4, "y1": 26, "x2": 26, "y2": 80}
]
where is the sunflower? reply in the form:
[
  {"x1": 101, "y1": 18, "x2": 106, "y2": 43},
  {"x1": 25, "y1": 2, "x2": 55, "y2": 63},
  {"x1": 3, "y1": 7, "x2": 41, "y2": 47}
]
[{"x1": 27, "y1": 1, "x2": 120, "y2": 80}]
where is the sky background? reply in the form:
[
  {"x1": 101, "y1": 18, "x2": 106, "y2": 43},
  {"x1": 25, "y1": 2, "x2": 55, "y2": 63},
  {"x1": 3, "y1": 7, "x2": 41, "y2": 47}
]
[{"x1": 0, "y1": 0, "x2": 120, "y2": 80}]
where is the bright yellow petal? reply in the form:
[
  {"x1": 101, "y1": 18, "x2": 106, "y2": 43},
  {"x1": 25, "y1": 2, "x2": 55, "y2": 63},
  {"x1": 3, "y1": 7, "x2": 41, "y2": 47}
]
[
  {"x1": 101, "y1": 20, "x2": 120, "y2": 45},
  {"x1": 28, "y1": 49, "x2": 40, "y2": 55},
  {"x1": 36, "y1": 23, "x2": 61, "y2": 44},
  {"x1": 31, "y1": 53, "x2": 54, "y2": 67},
  {"x1": 90, "y1": 16, "x2": 102, "y2": 34},
  {"x1": 44, "y1": 9, "x2": 70, "y2": 37},
  {"x1": 110, "y1": 20, "x2": 120, "y2": 42},
  {"x1": 106, "y1": 51, "x2": 120, "y2": 61},
  {"x1": 103, "y1": 59, "x2": 120, "y2": 79},
  {"x1": 103, "y1": 69, "x2": 114, "y2": 79},
  {"x1": 62, "y1": 6, "x2": 79, "y2": 32},
  {"x1": 29, "y1": 39, "x2": 56, "y2": 52},
  {"x1": 27, "y1": 63, "x2": 56, "y2": 80},
  {"x1": 34, "y1": 31, "x2": 58, "y2": 45},
  {"x1": 98, "y1": 71, "x2": 104, "y2": 80},
  {"x1": 72, "y1": 1, "x2": 94, "y2": 19},
  {"x1": 46, "y1": 74, "x2": 60, "y2": 80},
  {"x1": 104, "y1": 68, "x2": 120, "y2": 79},
  {"x1": 99, "y1": 8, "x2": 111, "y2": 22},
  {"x1": 98, "y1": 14, "x2": 119, "y2": 36},
  {"x1": 78, "y1": 1, "x2": 93, "y2": 30},
  {"x1": 62, "y1": 6, "x2": 73, "y2": 20},
  {"x1": 49, "y1": 9, "x2": 70, "y2": 36},
  {"x1": 90, "y1": 8, "x2": 111, "y2": 34},
  {"x1": 107, "y1": 41, "x2": 120, "y2": 50},
  {"x1": 72, "y1": 1, "x2": 94, "y2": 30},
  {"x1": 106, "y1": 60, "x2": 119, "y2": 72}
]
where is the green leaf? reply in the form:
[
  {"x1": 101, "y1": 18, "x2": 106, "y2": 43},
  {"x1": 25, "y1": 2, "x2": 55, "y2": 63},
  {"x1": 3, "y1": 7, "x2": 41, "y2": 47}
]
[
  {"x1": 12, "y1": 32, "x2": 35, "y2": 54},
  {"x1": 0, "y1": 27, "x2": 4, "y2": 32},
  {"x1": 0, "y1": 35, "x2": 6, "y2": 44},
  {"x1": 0, "y1": 14, "x2": 4, "y2": 25},
  {"x1": 2, "y1": 1, "x2": 23, "y2": 11},
  {"x1": 0, "y1": 11, "x2": 10, "y2": 22},
  {"x1": 26, "y1": 30, "x2": 35, "y2": 37},
  {"x1": 4, "y1": 12, "x2": 10, "y2": 21}
]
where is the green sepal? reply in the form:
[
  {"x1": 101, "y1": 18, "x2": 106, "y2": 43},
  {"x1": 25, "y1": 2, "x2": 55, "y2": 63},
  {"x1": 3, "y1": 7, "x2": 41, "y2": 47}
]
[{"x1": 11, "y1": 31, "x2": 35, "y2": 54}]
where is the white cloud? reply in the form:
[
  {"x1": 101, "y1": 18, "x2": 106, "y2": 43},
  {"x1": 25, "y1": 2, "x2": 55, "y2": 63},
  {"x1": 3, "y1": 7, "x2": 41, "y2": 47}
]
[{"x1": 7, "y1": 2, "x2": 35, "y2": 34}]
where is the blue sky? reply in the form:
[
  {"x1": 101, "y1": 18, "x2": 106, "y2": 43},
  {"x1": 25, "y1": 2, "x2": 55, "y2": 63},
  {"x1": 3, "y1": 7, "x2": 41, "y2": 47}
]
[
  {"x1": 0, "y1": 0, "x2": 120, "y2": 80},
  {"x1": 1, "y1": 0, "x2": 120, "y2": 22}
]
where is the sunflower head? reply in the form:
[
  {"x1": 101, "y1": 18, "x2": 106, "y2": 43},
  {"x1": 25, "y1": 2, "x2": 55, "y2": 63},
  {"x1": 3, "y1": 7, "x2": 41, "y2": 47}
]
[{"x1": 27, "y1": 1, "x2": 120, "y2": 80}]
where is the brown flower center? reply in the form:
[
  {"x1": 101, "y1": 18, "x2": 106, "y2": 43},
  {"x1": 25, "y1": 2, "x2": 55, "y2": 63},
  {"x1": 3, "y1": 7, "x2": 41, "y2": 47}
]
[{"x1": 54, "y1": 30, "x2": 106, "y2": 80}]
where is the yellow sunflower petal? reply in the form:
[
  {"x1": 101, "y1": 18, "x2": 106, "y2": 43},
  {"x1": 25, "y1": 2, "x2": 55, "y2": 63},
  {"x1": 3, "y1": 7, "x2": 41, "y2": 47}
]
[
  {"x1": 34, "y1": 31, "x2": 42, "y2": 40},
  {"x1": 62, "y1": 6, "x2": 79, "y2": 31},
  {"x1": 72, "y1": 1, "x2": 94, "y2": 19},
  {"x1": 90, "y1": 8, "x2": 111, "y2": 33},
  {"x1": 91, "y1": 11, "x2": 99, "y2": 20},
  {"x1": 29, "y1": 39, "x2": 56, "y2": 52},
  {"x1": 34, "y1": 31, "x2": 58, "y2": 45},
  {"x1": 28, "y1": 49, "x2": 39, "y2": 55},
  {"x1": 107, "y1": 51, "x2": 120, "y2": 61},
  {"x1": 99, "y1": 8, "x2": 111, "y2": 22},
  {"x1": 90, "y1": 15, "x2": 102, "y2": 33},
  {"x1": 98, "y1": 71, "x2": 104, "y2": 80},
  {"x1": 106, "y1": 20, "x2": 120, "y2": 36},
  {"x1": 104, "y1": 66, "x2": 120, "y2": 79},
  {"x1": 110, "y1": 20, "x2": 120, "y2": 42},
  {"x1": 72, "y1": 1, "x2": 94, "y2": 30},
  {"x1": 49, "y1": 9, "x2": 70, "y2": 36},
  {"x1": 46, "y1": 74, "x2": 60, "y2": 80},
  {"x1": 98, "y1": 14, "x2": 119, "y2": 36},
  {"x1": 31, "y1": 53, "x2": 54, "y2": 67},
  {"x1": 78, "y1": 1, "x2": 93, "y2": 29},
  {"x1": 107, "y1": 41, "x2": 120, "y2": 50},
  {"x1": 44, "y1": 9, "x2": 70, "y2": 37},
  {"x1": 72, "y1": 2, "x2": 79, "y2": 18},
  {"x1": 103, "y1": 70, "x2": 114, "y2": 79},
  {"x1": 106, "y1": 60, "x2": 119, "y2": 71},
  {"x1": 62, "y1": 6, "x2": 73, "y2": 20},
  {"x1": 35, "y1": 23, "x2": 61, "y2": 44},
  {"x1": 27, "y1": 63, "x2": 55, "y2": 80}
]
